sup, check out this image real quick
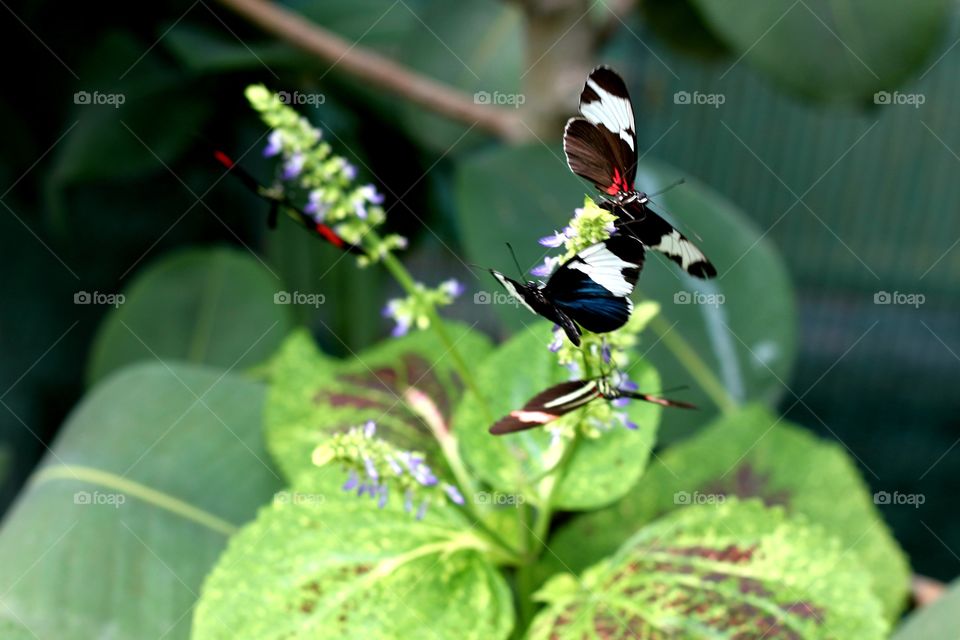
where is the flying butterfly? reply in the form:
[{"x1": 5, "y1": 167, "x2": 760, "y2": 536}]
[
  {"x1": 563, "y1": 66, "x2": 716, "y2": 279},
  {"x1": 214, "y1": 150, "x2": 364, "y2": 255},
  {"x1": 489, "y1": 235, "x2": 644, "y2": 348},
  {"x1": 489, "y1": 374, "x2": 696, "y2": 435}
]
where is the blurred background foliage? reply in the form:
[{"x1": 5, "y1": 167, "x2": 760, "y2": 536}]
[{"x1": 1, "y1": 0, "x2": 959, "y2": 589}]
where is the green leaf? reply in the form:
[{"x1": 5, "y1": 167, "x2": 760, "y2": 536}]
[
  {"x1": 892, "y1": 578, "x2": 960, "y2": 639},
  {"x1": 689, "y1": 0, "x2": 952, "y2": 102},
  {"x1": 395, "y1": 0, "x2": 522, "y2": 154},
  {"x1": 454, "y1": 145, "x2": 796, "y2": 438},
  {"x1": 530, "y1": 500, "x2": 888, "y2": 640},
  {"x1": 455, "y1": 319, "x2": 662, "y2": 510},
  {"x1": 543, "y1": 405, "x2": 910, "y2": 620},
  {"x1": 87, "y1": 247, "x2": 293, "y2": 385},
  {"x1": 193, "y1": 473, "x2": 514, "y2": 640},
  {"x1": 641, "y1": 0, "x2": 731, "y2": 61},
  {"x1": 0, "y1": 363, "x2": 283, "y2": 639},
  {"x1": 265, "y1": 323, "x2": 492, "y2": 483}
]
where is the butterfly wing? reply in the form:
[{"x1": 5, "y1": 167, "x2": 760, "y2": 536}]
[
  {"x1": 609, "y1": 200, "x2": 716, "y2": 279},
  {"x1": 490, "y1": 271, "x2": 582, "y2": 345},
  {"x1": 544, "y1": 235, "x2": 644, "y2": 334},
  {"x1": 563, "y1": 67, "x2": 638, "y2": 196},
  {"x1": 490, "y1": 380, "x2": 601, "y2": 434},
  {"x1": 619, "y1": 389, "x2": 698, "y2": 410}
]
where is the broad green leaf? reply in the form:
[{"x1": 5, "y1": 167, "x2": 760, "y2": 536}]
[
  {"x1": 455, "y1": 319, "x2": 662, "y2": 510},
  {"x1": 395, "y1": 0, "x2": 522, "y2": 154},
  {"x1": 690, "y1": 0, "x2": 952, "y2": 102},
  {"x1": 0, "y1": 363, "x2": 283, "y2": 639},
  {"x1": 193, "y1": 473, "x2": 514, "y2": 640},
  {"x1": 87, "y1": 247, "x2": 293, "y2": 385},
  {"x1": 265, "y1": 323, "x2": 492, "y2": 483},
  {"x1": 642, "y1": 0, "x2": 731, "y2": 61},
  {"x1": 530, "y1": 500, "x2": 888, "y2": 640},
  {"x1": 892, "y1": 578, "x2": 960, "y2": 639},
  {"x1": 455, "y1": 145, "x2": 796, "y2": 438},
  {"x1": 543, "y1": 405, "x2": 910, "y2": 621}
]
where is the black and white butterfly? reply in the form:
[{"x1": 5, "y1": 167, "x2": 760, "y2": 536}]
[
  {"x1": 489, "y1": 374, "x2": 696, "y2": 435},
  {"x1": 489, "y1": 235, "x2": 644, "y2": 347},
  {"x1": 563, "y1": 66, "x2": 717, "y2": 279}
]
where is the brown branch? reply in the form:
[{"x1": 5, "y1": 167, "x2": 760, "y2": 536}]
[{"x1": 214, "y1": 0, "x2": 526, "y2": 142}]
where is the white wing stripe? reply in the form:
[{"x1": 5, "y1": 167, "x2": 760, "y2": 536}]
[
  {"x1": 492, "y1": 272, "x2": 537, "y2": 314},
  {"x1": 543, "y1": 381, "x2": 599, "y2": 409},
  {"x1": 568, "y1": 244, "x2": 637, "y2": 296},
  {"x1": 583, "y1": 78, "x2": 635, "y2": 151}
]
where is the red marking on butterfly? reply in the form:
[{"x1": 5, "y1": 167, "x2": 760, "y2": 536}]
[
  {"x1": 316, "y1": 224, "x2": 345, "y2": 247},
  {"x1": 606, "y1": 167, "x2": 627, "y2": 195},
  {"x1": 213, "y1": 150, "x2": 235, "y2": 169}
]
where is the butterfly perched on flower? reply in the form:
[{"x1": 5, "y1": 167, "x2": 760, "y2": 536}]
[
  {"x1": 563, "y1": 67, "x2": 716, "y2": 279},
  {"x1": 213, "y1": 150, "x2": 364, "y2": 255},
  {"x1": 489, "y1": 235, "x2": 644, "y2": 347},
  {"x1": 489, "y1": 373, "x2": 695, "y2": 435}
]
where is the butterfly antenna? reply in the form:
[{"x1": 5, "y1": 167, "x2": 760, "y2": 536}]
[
  {"x1": 505, "y1": 243, "x2": 526, "y2": 280},
  {"x1": 647, "y1": 178, "x2": 685, "y2": 198}
]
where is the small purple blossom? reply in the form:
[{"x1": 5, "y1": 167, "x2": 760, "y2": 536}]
[
  {"x1": 354, "y1": 184, "x2": 384, "y2": 219},
  {"x1": 601, "y1": 341, "x2": 612, "y2": 364},
  {"x1": 342, "y1": 161, "x2": 357, "y2": 181},
  {"x1": 363, "y1": 421, "x2": 376, "y2": 438},
  {"x1": 363, "y1": 455, "x2": 379, "y2": 482},
  {"x1": 616, "y1": 411, "x2": 639, "y2": 430},
  {"x1": 386, "y1": 455, "x2": 403, "y2": 476},
  {"x1": 342, "y1": 470, "x2": 359, "y2": 491},
  {"x1": 441, "y1": 279, "x2": 464, "y2": 299},
  {"x1": 283, "y1": 152, "x2": 305, "y2": 179},
  {"x1": 538, "y1": 231, "x2": 566, "y2": 248},
  {"x1": 377, "y1": 484, "x2": 389, "y2": 509},
  {"x1": 548, "y1": 328, "x2": 563, "y2": 353},
  {"x1": 390, "y1": 316, "x2": 411, "y2": 337},
  {"x1": 263, "y1": 130, "x2": 283, "y2": 157},
  {"x1": 415, "y1": 499, "x2": 429, "y2": 520},
  {"x1": 443, "y1": 484, "x2": 465, "y2": 505},
  {"x1": 304, "y1": 190, "x2": 328, "y2": 221},
  {"x1": 404, "y1": 489, "x2": 414, "y2": 513}
]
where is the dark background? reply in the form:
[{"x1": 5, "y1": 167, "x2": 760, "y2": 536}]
[{"x1": 1, "y1": 0, "x2": 958, "y2": 582}]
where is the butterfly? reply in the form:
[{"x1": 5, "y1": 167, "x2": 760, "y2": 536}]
[
  {"x1": 489, "y1": 374, "x2": 696, "y2": 435},
  {"x1": 563, "y1": 66, "x2": 717, "y2": 279},
  {"x1": 214, "y1": 150, "x2": 364, "y2": 255},
  {"x1": 489, "y1": 235, "x2": 644, "y2": 348}
]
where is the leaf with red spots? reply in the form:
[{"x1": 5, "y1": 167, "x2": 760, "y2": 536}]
[
  {"x1": 264, "y1": 324, "x2": 492, "y2": 483},
  {"x1": 529, "y1": 500, "x2": 887, "y2": 640},
  {"x1": 193, "y1": 473, "x2": 514, "y2": 640},
  {"x1": 541, "y1": 405, "x2": 910, "y2": 621}
]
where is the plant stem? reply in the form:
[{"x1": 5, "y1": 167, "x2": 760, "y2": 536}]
[{"x1": 646, "y1": 311, "x2": 738, "y2": 415}]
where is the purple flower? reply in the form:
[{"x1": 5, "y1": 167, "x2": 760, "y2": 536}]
[
  {"x1": 386, "y1": 456, "x2": 403, "y2": 476},
  {"x1": 283, "y1": 152, "x2": 305, "y2": 179},
  {"x1": 263, "y1": 130, "x2": 283, "y2": 157},
  {"x1": 390, "y1": 316, "x2": 411, "y2": 337},
  {"x1": 415, "y1": 499, "x2": 429, "y2": 520},
  {"x1": 616, "y1": 411, "x2": 638, "y2": 430},
  {"x1": 441, "y1": 279, "x2": 464, "y2": 299},
  {"x1": 342, "y1": 470, "x2": 359, "y2": 491},
  {"x1": 443, "y1": 484, "x2": 465, "y2": 505},
  {"x1": 377, "y1": 484, "x2": 389, "y2": 509},
  {"x1": 304, "y1": 190, "x2": 328, "y2": 221},
  {"x1": 548, "y1": 329, "x2": 563, "y2": 353},
  {"x1": 601, "y1": 341, "x2": 612, "y2": 364},
  {"x1": 363, "y1": 455, "x2": 378, "y2": 482},
  {"x1": 342, "y1": 161, "x2": 357, "y2": 181},
  {"x1": 404, "y1": 489, "x2": 414, "y2": 513},
  {"x1": 354, "y1": 184, "x2": 384, "y2": 219},
  {"x1": 363, "y1": 421, "x2": 376, "y2": 438},
  {"x1": 531, "y1": 263, "x2": 551, "y2": 278},
  {"x1": 402, "y1": 453, "x2": 437, "y2": 486},
  {"x1": 538, "y1": 231, "x2": 566, "y2": 248}
]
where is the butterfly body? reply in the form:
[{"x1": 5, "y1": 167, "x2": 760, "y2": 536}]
[
  {"x1": 490, "y1": 376, "x2": 695, "y2": 435},
  {"x1": 490, "y1": 235, "x2": 644, "y2": 347},
  {"x1": 563, "y1": 67, "x2": 717, "y2": 279}
]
